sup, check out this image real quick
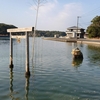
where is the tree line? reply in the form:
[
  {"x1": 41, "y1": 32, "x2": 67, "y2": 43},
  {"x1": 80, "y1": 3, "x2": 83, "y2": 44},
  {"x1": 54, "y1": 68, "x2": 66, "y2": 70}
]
[
  {"x1": 2, "y1": 15, "x2": 100, "y2": 38},
  {"x1": 32, "y1": 30, "x2": 66, "y2": 37},
  {"x1": 0, "y1": 23, "x2": 17, "y2": 36},
  {"x1": 86, "y1": 16, "x2": 100, "y2": 38},
  {"x1": 0, "y1": 23, "x2": 66, "y2": 37}
]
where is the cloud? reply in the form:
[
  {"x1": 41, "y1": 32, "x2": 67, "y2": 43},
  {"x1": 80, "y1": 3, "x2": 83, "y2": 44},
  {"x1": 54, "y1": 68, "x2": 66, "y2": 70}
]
[{"x1": 30, "y1": 0, "x2": 83, "y2": 31}]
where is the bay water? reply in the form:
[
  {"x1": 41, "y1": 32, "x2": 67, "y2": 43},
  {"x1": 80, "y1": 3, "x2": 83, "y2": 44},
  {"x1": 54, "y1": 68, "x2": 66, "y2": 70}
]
[{"x1": 0, "y1": 37, "x2": 100, "y2": 100}]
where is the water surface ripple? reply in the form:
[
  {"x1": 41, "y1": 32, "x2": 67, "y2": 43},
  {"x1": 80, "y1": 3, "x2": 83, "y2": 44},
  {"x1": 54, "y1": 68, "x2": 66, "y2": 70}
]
[{"x1": 0, "y1": 38, "x2": 100, "y2": 100}]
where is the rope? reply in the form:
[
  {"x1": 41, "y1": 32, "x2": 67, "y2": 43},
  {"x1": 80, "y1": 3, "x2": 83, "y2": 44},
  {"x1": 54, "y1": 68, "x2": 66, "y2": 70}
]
[{"x1": 13, "y1": 35, "x2": 25, "y2": 75}]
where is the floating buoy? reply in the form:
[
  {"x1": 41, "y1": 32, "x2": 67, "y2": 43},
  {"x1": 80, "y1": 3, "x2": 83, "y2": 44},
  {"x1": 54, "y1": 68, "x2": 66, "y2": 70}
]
[{"x1": 71, "y1": 48, "x2": 83, "y2": 59}]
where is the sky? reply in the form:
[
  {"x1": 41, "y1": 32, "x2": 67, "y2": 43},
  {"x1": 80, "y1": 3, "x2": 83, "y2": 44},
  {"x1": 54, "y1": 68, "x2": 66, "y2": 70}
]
[{"x1": 0, "y1": 0, "x2": 100, "y2": 31}]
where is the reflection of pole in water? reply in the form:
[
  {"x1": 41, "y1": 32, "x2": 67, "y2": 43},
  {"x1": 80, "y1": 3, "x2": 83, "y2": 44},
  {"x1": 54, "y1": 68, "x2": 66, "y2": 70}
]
[
  {"x1": 25, "y1": 77, "x2": 29, "y2": 100},
  {"x1": 72, "y1": 58, "x2": 83, "y2": 67},
  {"x1": 10, "y1": 68, "x2": 13, "y2": 93},
  {"x1": 9, "y1": 68, "x2": 30, "y2": 100},
  {"x1": 9, "y1": 68, "x2": 14, "y2": 99},
  {"x1": 72, "y1": 43, "x2": 77, "y2": 48}
]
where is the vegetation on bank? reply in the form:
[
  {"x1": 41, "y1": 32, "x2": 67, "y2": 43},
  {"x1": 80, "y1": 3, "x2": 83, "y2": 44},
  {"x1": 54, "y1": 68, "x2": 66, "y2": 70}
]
[
  {"x1": 0, "y1": 23, "x2": 17, "y2": 36},
  {"x1": 33, "y1": 30, "x2": 66, "y2": 37},
  {"x1": 86, "y1": 16, "x2": 100, "y2": 38},
  {"x1": 0, "y1": 23, "x2": 66, "y2": 37},
  {"x1": 1, "y1": 16, "x2": 100, "y2": 38}
]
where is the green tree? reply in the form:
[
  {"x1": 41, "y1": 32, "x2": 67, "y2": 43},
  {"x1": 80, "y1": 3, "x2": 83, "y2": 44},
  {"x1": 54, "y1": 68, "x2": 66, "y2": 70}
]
[
  {"x1": 87, "y1": 16, "x2": 100, "y2": 38},
  {"x1": 32, "y1": 30, "x2": 66, "y2": 37},
  {"x1": 0, "y1": 23, "x2": 17, "y2": 35}
]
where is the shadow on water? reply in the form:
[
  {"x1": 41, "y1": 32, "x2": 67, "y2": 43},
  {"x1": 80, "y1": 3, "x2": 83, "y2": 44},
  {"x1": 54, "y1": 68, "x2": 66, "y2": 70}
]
[{"x1": 9, "y1": 68, "x2": 30, "y2": 100}]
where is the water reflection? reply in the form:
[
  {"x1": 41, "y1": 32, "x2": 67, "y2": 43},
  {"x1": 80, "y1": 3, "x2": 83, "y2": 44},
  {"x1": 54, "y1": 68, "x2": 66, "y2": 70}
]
[
  {"x1": 71, "y1": 43, "x2": 77, "y2": 48},
  {"x1": 87, "y1": 45, "x2": 100, "y2": 63},
  {"x1": 9, "y1": 68, "x2": 30, "y2": 100},
  {"x1": 0, "y1": 40, "x2": 9, "y2": 45},
  {"x1": 25, "y1": 77, "x2": 30, "y2": 100},
  {"x1": 72, "y1": 58, "x2": 83, "y2": 67},
  {"x1": 9, "y1": 68, "x2": 13, "y2": 96},
  {"x1": 79, "y1": 42, "x2": 83, "y2": 47},
  {"x1": 9, "y1": 68, "x2": 17, "y2": 100},
  {"x1": 88, "y1": 45, "x2": 100, "y2": 51}
]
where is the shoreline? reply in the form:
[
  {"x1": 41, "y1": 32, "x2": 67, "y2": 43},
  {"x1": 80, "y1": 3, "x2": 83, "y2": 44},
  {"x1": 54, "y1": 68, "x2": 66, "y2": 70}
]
[
  {"x1": 77, "y1": 38, "x2": 100, "y2": 46},
  {"x1": 43, "y1": 37, "x2": 100, "y2": 46}
]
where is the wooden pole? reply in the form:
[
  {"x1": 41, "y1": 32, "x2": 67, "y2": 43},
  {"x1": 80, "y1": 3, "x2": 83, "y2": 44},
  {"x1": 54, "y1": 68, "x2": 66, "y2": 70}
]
[
  {"x1": 9, "y1": 32, "x2": 13, "y2": 68},
  {"x1": 77, "y1": 16, "x2": 81, "y2": 38},
  {"x1": 25, "y1": 32, "x2": 30, "y2": 77},
  {"x1": 7, "y1": 27, "x2": 34, "y2": 77}
]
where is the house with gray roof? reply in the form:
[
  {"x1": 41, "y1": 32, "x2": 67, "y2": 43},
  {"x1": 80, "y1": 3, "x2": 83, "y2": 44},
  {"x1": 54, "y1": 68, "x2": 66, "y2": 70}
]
[{"x1": 66, "y1": 26, "x2": 85, "y2": 38}]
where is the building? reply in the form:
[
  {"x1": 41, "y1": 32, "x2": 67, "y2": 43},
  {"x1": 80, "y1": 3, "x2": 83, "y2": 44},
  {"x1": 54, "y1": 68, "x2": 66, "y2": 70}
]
[
  {"x1": 66, "y1": 26, "x2": 85, "y2": 38},
  {"x1": 54, "y1": 34, "x2": 59, "y2": 38},
  {"x1": 84, "y1": 33, "x2": 88, "y2": 38}
]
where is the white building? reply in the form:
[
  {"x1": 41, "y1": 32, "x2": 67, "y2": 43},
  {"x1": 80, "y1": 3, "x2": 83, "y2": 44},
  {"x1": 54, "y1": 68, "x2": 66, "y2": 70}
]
[{"x1": 66, "y1": 26, "x2": 85, "y2": 38}]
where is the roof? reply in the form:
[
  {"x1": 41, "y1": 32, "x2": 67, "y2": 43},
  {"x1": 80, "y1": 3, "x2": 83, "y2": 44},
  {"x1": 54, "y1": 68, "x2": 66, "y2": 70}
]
[{"x1": 67, "y1": 26, "x2": 85, "y2": 30}]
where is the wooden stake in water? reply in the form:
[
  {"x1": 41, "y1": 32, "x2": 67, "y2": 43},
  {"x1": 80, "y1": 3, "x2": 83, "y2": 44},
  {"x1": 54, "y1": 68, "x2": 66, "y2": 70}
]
[
  {"x1": 7, "y1": 27, "x2": 34, "y2": 77},
  {"x1": 25, "y1": 31, "x2": 30, "y2": 77},
  {"x1": 9, "y1": 32, "x2": 14, "y2": 68}
]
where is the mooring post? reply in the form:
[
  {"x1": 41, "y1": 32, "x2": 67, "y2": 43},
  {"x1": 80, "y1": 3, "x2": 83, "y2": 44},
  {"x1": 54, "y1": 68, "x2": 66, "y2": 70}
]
[
  {"x1": 25, "y1": 32, "x2": 30, "y2": 77},
  {"x1": 9, "y1": 32, "x2": 14, "y2": 68}
]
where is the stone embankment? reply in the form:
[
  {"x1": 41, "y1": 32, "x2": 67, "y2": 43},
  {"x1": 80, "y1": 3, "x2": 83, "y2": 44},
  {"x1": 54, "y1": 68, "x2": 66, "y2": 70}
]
[
  {"x1": 77, "y1": 39, "x2": 100, "y2": 45},
  {"x1": 43, "y1": 37, "x2": 77, "y2": 42},
  {"x1": 43, "y1": 37, "x2": 100, "y2": 45}
]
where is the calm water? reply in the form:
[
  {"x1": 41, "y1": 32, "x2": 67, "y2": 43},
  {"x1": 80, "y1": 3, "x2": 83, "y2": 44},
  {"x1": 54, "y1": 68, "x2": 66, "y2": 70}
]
[{"x1": 0, "y1": 37, "x2": 100, "y2": 100}]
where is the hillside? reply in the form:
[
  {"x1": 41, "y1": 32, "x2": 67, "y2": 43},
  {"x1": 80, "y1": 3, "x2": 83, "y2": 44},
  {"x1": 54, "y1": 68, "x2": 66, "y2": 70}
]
[
  {"x1": 0, "y1": 23, "x2": 66, "y2": 37},
  {"x1": 0, "y1": 23, "x2": 17, "y2": 36}
]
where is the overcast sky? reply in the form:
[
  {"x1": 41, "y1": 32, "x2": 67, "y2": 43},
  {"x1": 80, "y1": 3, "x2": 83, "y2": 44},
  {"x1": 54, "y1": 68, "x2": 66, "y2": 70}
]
[{"x1": 0, "y1": 0, "x2": 100, "y2": 31}]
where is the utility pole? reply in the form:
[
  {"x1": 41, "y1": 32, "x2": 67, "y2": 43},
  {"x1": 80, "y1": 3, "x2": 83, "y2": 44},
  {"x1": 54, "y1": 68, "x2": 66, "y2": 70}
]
[{"x1": 77, "y1": 16, "x2": 81, "y2": 38}]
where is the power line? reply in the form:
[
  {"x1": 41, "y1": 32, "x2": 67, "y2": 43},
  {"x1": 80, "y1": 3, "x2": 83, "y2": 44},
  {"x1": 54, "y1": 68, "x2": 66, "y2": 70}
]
[
  {"x1": 81, "y1": 6, "x2": 100, "y2": 17},
  {"x1": 80, "y1": 5, "x2": 100, "y2": 27}
]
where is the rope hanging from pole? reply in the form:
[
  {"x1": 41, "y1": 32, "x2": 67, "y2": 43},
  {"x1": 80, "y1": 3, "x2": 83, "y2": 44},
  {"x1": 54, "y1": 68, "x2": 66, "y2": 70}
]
[{"x1": 17, "y1": 37, "x2": 21, "y2": 43}]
